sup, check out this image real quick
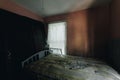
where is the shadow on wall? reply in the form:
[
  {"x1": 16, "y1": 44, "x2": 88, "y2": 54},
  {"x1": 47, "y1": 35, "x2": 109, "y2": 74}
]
[
  {"x1": 86, "y1": 0, "x2": 111, "y2": 60},
  {"x1": 87, "y1": 0, "x2": 120, "y2": 73},
  {"x1": 107, "y1": 39, "x2": 120, "y2": 73},
  {"x1": 107, "y1": 0, "x2": 120, "y2": 73}
]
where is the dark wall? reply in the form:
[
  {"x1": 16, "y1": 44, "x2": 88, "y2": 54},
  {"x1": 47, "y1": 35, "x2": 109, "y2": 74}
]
[
  {"x1": 0, "y1": 9, "x2": 46, "y2": 80},
  {"x1": 89, "y1": 5, "x2": 110, "y2": 60},
  {"x1": 106, "y1": 0, "x2": 120, "y2": 73}
]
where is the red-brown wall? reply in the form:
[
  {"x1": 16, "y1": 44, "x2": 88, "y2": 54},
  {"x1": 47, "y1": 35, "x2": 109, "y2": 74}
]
[
  {"x1": 89, "y1": 5, "x2": 110, "y2": 59},
  {"x1": 44, "y1": 5, "x2": 110, "y2": 58},
  {"x1": 0, "y1": 0, "x2": 43, "y2": 22},
  {"x1": 111, "y1": 0, "x2": 120, "y2": 38},
  {"x1": 66, "y1": 10, "x2": 89, "y2": 57},
  {"x1": 107, "y1": 0, "x2": 120, "y2": 72}
]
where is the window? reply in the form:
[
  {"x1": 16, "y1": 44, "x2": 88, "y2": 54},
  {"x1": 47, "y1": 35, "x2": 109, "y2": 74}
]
[{"x1": 47, "y1": 22, "x2": 67, "y2": 55}]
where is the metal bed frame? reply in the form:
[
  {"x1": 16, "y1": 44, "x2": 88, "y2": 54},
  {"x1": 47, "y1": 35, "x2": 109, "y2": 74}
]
[{"x1": 21, "y1": 48, "x2": 62, "y2": 68}]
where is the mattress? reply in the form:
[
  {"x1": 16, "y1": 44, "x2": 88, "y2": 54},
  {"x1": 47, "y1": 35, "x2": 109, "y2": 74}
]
[{"x1": 25, "y1": 54, "x2": 120, "y2": 80}]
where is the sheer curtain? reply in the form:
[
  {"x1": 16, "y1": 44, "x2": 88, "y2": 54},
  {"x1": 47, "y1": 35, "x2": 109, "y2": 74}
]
[{"x1": 47, "y1": 22, "x2": 66, "y2": 55}]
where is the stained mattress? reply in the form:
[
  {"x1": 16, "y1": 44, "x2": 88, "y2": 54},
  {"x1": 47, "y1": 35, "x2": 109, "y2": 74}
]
[{"x1": 25, "y1": 54, "x2": 120, "y2": 80}]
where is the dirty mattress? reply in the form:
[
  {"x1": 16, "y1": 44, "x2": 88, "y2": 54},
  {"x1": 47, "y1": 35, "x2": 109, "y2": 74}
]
[{"x1": 25, "y1": 54, "x2": 120, "y2": 80}]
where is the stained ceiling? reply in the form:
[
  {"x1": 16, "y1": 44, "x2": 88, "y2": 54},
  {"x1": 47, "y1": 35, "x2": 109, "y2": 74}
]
[{"x1": 11, "y1": 0, "x2": 111, "y2": 17}]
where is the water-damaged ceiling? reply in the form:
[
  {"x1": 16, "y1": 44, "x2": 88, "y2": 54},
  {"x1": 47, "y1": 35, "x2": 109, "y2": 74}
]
[{"x1": 11, "y1": 0, "x2": 111, "y2": 17}]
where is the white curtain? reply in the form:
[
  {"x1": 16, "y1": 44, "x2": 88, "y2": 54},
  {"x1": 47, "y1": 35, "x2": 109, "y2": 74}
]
[{"x1": 47, "y1": 22, "x2": 66, "y2": 55}]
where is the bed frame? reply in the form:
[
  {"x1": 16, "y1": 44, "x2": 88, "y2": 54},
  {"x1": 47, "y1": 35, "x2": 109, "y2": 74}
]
[{"x1": 21, "y1": 48, "x2": 62, "y2": 68}]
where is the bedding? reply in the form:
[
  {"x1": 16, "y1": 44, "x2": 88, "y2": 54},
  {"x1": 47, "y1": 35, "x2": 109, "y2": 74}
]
[{"x1": 25, "y1": 54, "x2": 120, "y2": 80}]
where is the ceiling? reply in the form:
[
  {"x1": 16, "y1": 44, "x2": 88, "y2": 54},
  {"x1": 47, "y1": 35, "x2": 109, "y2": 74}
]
[{"x1": 11, "y1": 0, "x2": 111, "y2": 17}]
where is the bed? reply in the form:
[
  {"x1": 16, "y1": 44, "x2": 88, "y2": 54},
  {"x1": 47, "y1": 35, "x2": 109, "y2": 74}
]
[{"x1": 22, "y1": 48, "x2": 120, "y2": 80}]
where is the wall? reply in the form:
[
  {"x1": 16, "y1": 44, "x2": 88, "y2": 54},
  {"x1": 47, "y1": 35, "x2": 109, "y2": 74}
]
[
  {"x1": 111, "y1": 0, "x2": 120, "y2": 38},
  {"x1": 44, "y1": 5, "x2": 110, "y2": 58},
  {"x1": 0, "y1": 0, "x2": 43, "y2": 22},
  {"x1": 89, "y1": 5, "x2": 110, "y2": 59},
  {"x1": 108, "y1": 0, "x2": 120, "y2": 72},
  {"x1": 0, "y1": 9, "x2": 46, "y2": 80},
  {"x1": 66, "y1": 10, "x2": 90, "y2": 57}
]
